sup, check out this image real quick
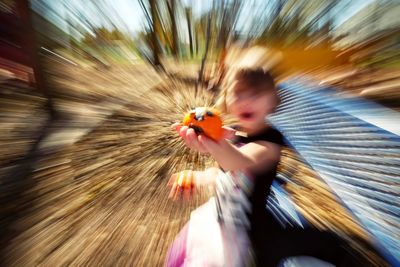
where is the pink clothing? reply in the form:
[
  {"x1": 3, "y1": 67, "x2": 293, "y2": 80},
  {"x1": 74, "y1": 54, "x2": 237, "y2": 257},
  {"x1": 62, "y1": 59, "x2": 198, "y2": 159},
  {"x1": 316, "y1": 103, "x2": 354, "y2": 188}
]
[
  {"x1": 165, "y1": 224, "x2": 189, "y2": 267},
  {"x1": 165, "y1": 171, "x2": 254, "y2": 267}
]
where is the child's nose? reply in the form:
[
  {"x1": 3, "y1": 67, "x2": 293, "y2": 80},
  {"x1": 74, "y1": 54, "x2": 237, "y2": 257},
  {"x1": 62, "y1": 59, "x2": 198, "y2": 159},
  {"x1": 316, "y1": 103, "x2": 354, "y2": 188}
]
[{"x1": 237, "y1": 95, "x2": 252, "y2": 108}]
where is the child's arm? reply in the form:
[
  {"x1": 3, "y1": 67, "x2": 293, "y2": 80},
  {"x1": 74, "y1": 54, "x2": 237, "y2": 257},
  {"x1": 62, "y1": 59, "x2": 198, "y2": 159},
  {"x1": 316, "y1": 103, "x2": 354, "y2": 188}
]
[
  {"x1": 176, "y1": 126, "x2": 280, "y2": 173},
  {"x1": 200, "y1": 137, "x2": 281, "y2": 173}
]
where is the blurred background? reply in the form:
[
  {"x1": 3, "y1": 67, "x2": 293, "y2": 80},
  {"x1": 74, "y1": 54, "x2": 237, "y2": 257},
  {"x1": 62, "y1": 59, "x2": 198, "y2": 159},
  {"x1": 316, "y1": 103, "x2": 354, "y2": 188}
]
[{"x1": 0, "y1": 0, "x2": 399, "y2": 266}]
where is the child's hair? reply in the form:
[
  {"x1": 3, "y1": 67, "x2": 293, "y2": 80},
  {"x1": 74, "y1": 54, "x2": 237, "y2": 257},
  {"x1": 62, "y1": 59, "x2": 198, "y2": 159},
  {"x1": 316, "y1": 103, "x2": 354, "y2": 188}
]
[
  {"x1": 215, "y1": 46, "x2": 282, "y2": 114},
  {"x1": 234, "y1": 68, "x2": 276, "y2": 93}
]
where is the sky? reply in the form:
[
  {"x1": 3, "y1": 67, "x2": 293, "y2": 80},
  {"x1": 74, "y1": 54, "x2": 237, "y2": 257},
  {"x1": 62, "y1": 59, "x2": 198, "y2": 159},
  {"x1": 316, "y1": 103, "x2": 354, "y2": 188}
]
[
  {"x1": 334, "y1": 0, "x2": 375, "y2": 26},
  {"x1": 32, "y1": 0, "x2": 376, "y2": 38},
  {"x1": 116, "y1": 0, "x2": 375, "y2": 34}
]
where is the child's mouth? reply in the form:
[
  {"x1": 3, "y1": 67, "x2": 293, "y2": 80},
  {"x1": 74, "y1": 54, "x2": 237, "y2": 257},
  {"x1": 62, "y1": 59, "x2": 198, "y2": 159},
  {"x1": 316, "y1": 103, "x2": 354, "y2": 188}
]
[{"x1": 239, "y1": 112, "x2": 254, "y2": 121}]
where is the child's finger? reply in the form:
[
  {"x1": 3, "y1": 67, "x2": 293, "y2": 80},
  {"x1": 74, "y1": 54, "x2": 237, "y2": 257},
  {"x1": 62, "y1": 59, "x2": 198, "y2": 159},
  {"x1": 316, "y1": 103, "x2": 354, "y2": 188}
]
[
  {"x1": 197, "y1": 137, "x2": 209, "y2": 153},
  {"x1": 167, "y1": 173, "x2": 177, "y2": 186},
  {"x1": 177, "y1": 171, "x2": 185, "y2": 187},
  {"x1": 179, "y1": 126, "x2": 188, "y2": 138},
  {"x1": 171, "y1": 122, "x2": 182, "y2": 131},
  {"x1": 174, "y1": 184, "x2": 183, "y2": 200},
  {"x1": 185, "y1": 171, "x2": 192, "y2": 189},
  {"x1": 171, "y1": 122, "x2": 181, "y2": 128},
  {"x1": 191, "y1": 184, "x2": 196, "y2": 197},
  {"x1": 184, "y1": 172, "x2": 196, "y2": 200},
  {"x1": 188, "y1": 129, "x2": 209, "y2": 153},
  {"x1": 190, "y1": 173, "x2": 197, "y2": 197},
  {"x1": 186, "y1": 128, "x2": 199, "y2": 150},
  {"x1": 198, "y1": 134, "x2": 216, "y2": 152},
  {"x1": 185, "y1": 170, "x2": 192, "y2": 184},
  {"x1": 169, "y1": 181, "x2": 178, "y2": 199},
  {"x1": 183, "y1": 186, "x2": 191, "y2": 200}
]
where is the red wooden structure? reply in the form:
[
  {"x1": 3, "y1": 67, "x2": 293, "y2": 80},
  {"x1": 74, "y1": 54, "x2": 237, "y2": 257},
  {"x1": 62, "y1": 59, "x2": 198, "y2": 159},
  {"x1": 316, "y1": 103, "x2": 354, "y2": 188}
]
[{"x1": 0, "y1": 0, "x2": 42, "y2": 90}]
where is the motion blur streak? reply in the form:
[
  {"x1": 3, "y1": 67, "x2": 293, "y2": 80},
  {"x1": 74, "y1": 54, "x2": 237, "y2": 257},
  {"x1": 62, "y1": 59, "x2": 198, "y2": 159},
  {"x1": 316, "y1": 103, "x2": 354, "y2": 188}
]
[{"x1": 0, "y1": 0, "x2": 399, "y2": 266}]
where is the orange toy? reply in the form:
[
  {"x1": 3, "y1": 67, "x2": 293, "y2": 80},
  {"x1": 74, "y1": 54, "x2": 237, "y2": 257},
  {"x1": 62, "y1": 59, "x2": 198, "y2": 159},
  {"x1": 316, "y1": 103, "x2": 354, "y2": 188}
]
[{"x1": 182, "y1": 107, "x2": 223, "y2": 141}]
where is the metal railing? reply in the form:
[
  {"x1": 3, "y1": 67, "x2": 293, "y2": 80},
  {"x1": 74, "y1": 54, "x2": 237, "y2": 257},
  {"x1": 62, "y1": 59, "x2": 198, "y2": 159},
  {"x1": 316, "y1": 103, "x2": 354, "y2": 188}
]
[{"x1": 270, "y1": 77, "x2": 400, "y2": 266}]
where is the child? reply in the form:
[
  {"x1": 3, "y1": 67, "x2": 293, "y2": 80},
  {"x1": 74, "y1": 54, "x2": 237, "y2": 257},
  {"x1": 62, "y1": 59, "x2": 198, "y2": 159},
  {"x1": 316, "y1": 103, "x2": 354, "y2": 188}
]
[
  {"x1": 165, "y1": 48, "x2": 352, "y2": 267},
  {"x1": 166, "y1": 46, "x2": 285, "y2": 266}
]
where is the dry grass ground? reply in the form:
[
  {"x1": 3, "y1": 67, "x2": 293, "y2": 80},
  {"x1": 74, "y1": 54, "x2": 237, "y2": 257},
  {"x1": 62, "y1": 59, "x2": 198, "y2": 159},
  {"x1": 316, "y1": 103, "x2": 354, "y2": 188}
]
[{"x1": 1, "y1": 58, "x2": 394, "y2": 266}]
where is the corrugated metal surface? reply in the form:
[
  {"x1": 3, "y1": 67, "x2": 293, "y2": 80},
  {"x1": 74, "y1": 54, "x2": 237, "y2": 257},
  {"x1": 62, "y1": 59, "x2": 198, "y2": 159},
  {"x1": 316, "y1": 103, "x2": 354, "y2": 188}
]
[{"x1": 270, "y1": 78, "x2": 400, "y2": 266}]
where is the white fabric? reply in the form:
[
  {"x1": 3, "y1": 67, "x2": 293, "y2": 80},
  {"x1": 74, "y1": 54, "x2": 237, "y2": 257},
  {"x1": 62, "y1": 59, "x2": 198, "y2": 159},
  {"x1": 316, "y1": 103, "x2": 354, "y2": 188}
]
[
  {"x1": 184, "y1": 170, "x2": 253, "y2": 267},
  {"x1": 278, "y1": 256, "x2": 335, "y2": 267},
  {"x1": 185, "y1": 197, "x2": 225, "y2": 267}
]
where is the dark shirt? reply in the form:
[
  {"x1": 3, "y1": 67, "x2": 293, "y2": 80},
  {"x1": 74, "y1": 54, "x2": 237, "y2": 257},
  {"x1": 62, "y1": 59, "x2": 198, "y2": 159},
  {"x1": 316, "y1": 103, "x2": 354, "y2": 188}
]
[
  {"x1": 228, "y1": 125, "x2": 285, "y2": 266},
  {"x1": 231, "y1": 126, "x2": 284, "y2": 235},
  {"x1": 231, "y1": 126, "x2": 364, "y2": 267},
  {"x1": 233, "y1": 126, "x2": 284, "y2": 216}
]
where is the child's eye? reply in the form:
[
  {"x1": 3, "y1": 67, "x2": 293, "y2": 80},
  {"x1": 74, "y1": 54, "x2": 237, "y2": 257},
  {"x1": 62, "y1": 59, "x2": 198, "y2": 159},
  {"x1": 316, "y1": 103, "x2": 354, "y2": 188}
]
[{"x1": 237, "y1": 91, "x2": 254, "y2": 100}]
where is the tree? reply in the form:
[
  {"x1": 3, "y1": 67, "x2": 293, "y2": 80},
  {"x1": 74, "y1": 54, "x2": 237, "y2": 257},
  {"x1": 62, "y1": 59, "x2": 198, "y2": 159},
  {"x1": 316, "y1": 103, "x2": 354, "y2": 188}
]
[
  {"x1": 149, "y1": 0, "x2": 162, "y2": 68},
  {"x1": 185, "y1": 7, "x2": 193, "y2": 58},
  {"x1": 167, "y1": 0, "x2": 179, "y2": 58}
]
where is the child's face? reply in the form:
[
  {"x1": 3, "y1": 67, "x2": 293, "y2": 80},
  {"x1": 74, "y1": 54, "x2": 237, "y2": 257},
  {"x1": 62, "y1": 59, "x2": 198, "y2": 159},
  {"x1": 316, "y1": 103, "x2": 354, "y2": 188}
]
[{"x1": 226, "y1": 80, "x2": 278, "y2": 130}]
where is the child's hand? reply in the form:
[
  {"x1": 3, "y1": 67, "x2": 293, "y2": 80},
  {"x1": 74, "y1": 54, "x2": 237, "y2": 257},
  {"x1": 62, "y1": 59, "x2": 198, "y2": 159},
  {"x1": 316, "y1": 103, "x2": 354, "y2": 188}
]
[
  {"x1": 168, "y1": 170, "x2": 197, "y2": 200},
  {"x1": 167, "y1": 168, "x2": 220, "y2": 200},
  {"x1": 172, "y1": 123, "x2": 236, "y2": 153}
]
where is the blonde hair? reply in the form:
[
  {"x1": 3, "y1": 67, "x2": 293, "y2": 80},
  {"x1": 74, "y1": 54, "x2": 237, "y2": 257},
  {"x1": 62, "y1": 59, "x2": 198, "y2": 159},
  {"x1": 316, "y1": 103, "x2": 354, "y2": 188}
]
[{"x1": 215, "y1": 46, "x2": 282, "y2": 113}]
